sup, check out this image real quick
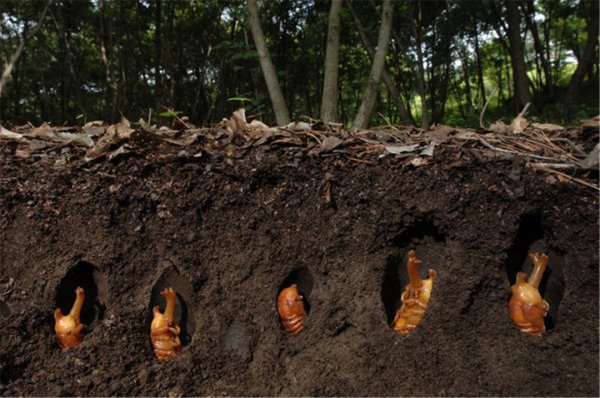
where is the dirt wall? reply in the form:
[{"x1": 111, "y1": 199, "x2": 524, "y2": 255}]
[{"x1": 0, "y1": 149, "x2": 598, "y2": 396}]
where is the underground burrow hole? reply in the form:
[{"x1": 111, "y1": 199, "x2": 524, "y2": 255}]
[
  {"x1": 503, "y1": 213, "x2": 565, "y2": 331},
  {"x1": 55, "y1": 261, "x2": 107, "y2": 330},
  {"x1": 148, "y1": 267, "x2": 196, "y2": 346},
  {"x1": 278, "y1": 267, "x2": 314, "y2": 317},
  {"x1": 381, "y1": 218, "x2": 446, "y2": 325}
]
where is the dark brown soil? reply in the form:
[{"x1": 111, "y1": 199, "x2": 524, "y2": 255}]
[{"x1": 0, "y1": 140, "x2": 598, "y2": 396}]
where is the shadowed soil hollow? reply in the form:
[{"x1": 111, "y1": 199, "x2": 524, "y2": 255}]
[{"x1": 0, "y1": 142, "x2": 598, "y2": 396}]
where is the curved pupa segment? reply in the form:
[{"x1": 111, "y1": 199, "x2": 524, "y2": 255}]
[
  {"x1": 391, "y1": 250, "x2": 437, "y2": 334},
  {"x1": 508, "y1": 252, "x2": 550, "y2": 337},
  {"x1": 151, "y1": 287, "x2": 183, "y2": 360},
  {"x1": 54, "y1": 287, "x2": 86, "y2": 350},
  {"x1": 278, "y1": 284, "x2": 307, "y2": 335}
]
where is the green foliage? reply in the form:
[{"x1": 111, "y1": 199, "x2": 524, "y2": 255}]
[
  {"x1": 159, "y1": 110, "x2": 182, "y2": 117},
  {"x1": 0, "y1": 0, "x2": 596, "y2": 127}
]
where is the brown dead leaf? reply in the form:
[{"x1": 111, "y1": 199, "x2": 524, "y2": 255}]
[
  {"x1": 248, "y1": 119, "x2": 270, "y2": 131},
  {"x1": 531, "y1": 122, "x2": 564, "y2": 132},
  {"x1": 510, "y1": 113, "x2": 528, "y2": 135},
  {"x1": 423, "y1": 127, "x2": 453, "y2": 143},
  {"x1": 410, "y1": 157, "x2": 428, "y2": 166},
  {"x1": 115, "y1": 120, "x2": 135, "y2": 138},
  {"x1": 580, "y1": 143, "x2": 599, "y2": 169},
  {"x1": 107, "y1": 144, "x2": 130, "y2": 161},
  {"x1": 0, "y1": 125, "x2": 24, "y2": 140},
  {"x1": 580, "y1": 116, "x2": 600, "y2": 129},
  {"x1": 162, "y1": 133, "x2": 199, "y2": 147},
  {"x1": 28, "y1": 123, "x2": 58, "y2": 139},
  {"x1": 83, "y1": 120, "x2": 104, "y2": 128},
  {"x1": 312, "y1": 136, "x2": 343, "y2": 154},
  {"x1": 15, "y1": 149, "x2": 31, "y2": 158},
  {"x1": 489, "y1": 120, "x2": 510, "y2": 134}
]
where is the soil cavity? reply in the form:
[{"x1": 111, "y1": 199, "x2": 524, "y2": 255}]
[
  {"x1": 149, "y1": 266, "x2": 195, "y2": 346},
  {"x1": 278, "y1": 267, "x2": 314, "y2": 315},
  {"x1": 381, "y1": 218, "x2": 446, "y2": 324},
  {"x1": 503, "y1": 214, "x2": 565, "y2": 331},
  {"x1": 55, "y1": 261, "x2": 107, "y2": 328}
]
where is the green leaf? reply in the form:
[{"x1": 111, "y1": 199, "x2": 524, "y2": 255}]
[
  {"x1": 76, "y1": 113, "x2": 85, "y2": 120},
  {"x1": 227, "y1": 97, "x2": 252, "y2": 102},
  {"x1": 159, "y1": 110, "x2": 182, "y2": 117}
]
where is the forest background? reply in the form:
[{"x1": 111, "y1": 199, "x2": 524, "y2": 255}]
[{"x1": 0, "y1": 0, "x2": 598, "y2": 129}]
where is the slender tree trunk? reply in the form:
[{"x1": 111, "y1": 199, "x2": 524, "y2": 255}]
[
  {"x1": 522, "y1": 2, "x2": 551, "y2": 95},
  {"x1": 506, "y1": 0, "x2": 532, "y2": 111},
  {"x1": 247, "y1": 0, "x2": 290, "y2": 126},
  {"x1": 320, "y1": 0, "x2": 343, "y2": 123},
  {"x1": 412, "y1": 11, "x2": 429, "y2": 128},
  {"x1": 427, "y1": 26, "x2": 437, "y2": 122},
  {"x1": 347, "y1": 0, "x2": 412, "y2": 124},
  {"x1": 0, "y1": 0, "x2": 52, "y2": 100},
  {"x1": 504, "y1": 46, "x2": 512, "y2": 100},
  {"x1": 474, "y1": 29, "x2": 487, "y2": 106},
  {"x1": 352, "y1": 0, "x2": 394, "y2": 130},
  {"x1": 434, "y1": 46, "x2": 452, "y2": 123},
  {"x1": 99, "y1": 0, "x2": 117, "y2": 119},
  {"x1": 563, "y1": 0, "x2": 599, "y2": 116},
  {"x1": 166, "y1": 0, "x2": 176, "y2": 108},
  {"x1": 452, "y1": 78, "x2": 466, "y2": 120},
  {"x1": 154, "y1": 0, "x2": 162, "y2": 111},
  {"x1": 12, "y1": 19, "x2": 28, "y2": 117},
  {"x1": 51, "y1": 11, "x2": 87, "y2": 121},
  {"x1": 461, "y1": 44, "x2": 472, "y2": 112}
]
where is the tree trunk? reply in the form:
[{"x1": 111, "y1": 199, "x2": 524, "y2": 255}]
[
  {"x1": 246, "y1": 0, "x2": 291, "y2": 126},
  {"x1": 352, "y1": 0, "x2": 394, "y2": 130},
  {"x1": 563, "y1": 0, "x2": 599, "y2": 116},
  {"x1": 99, "y1": 0, "x2": 118, "y2": 119},
  {"x1": 166, "y1": 0, "x2": 176, "y2": 108},
  {"x1": 347, "y1": 0, "x2": 412, "y2": 125},
  {"x1": 506, "y1": 0, "x2": 532, "y2": 111},
  {"x1": 320, "y1": 0, "x2": 343, "y2": 123},
  {"x1": 0, "y1": 0, "x2": 52, "y2": 100},
  {"x1": 474, "y1": 29, "x2": 487, "y2": 106},
  {"x1": 154, "y1": 0, "x2": 162, "y2": 111},
  {"x1": 412, "y1": 12, "x2": 429, "y2": 128},
  {"x1": 461, "y1": 44, "x2": 472, "y2": 112},
  {"x1": 51, "y1": 10, "x2": 87, "y2": 121}
]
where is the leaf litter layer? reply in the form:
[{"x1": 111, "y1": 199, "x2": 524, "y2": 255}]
[{"x1": 0, "y1": 113, "x2": 598, "y2": 396}]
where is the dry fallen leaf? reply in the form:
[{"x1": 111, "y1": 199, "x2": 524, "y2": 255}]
[
  {"x1": 410, "y1": 157, "x2": 428, "y2": 166},
  {"x1": 531, "y1": 123, "x2": 564, "y2": 132},
  {"x1": 420, "y1": 142, "x2": 436, "y2": 157},
  {"x1": 385, "y1": 143, "x2": 420, "y2": 154},
  {"x1": 313, "y1": 136, "x2": 343, "y2": 154},
  {"x1": 580, "y1": 143, "x2": 599, "y2": 169},
  {"x1": 510, "y1": 113, "x2": 528, "y2": 135},
  {"x1": 488, "y1": 120, "x2": 510, "y2": 134},
  {"x1": 0, "y1": 125, "x2": 24, "y2": 140}
]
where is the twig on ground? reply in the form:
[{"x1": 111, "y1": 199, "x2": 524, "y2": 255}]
[
  {"x1": 528, "y1": 163, "x2": 599, "y2": 191},
  {"x1": 476, "y1": 134, "x2": 567, "y2": 163}
]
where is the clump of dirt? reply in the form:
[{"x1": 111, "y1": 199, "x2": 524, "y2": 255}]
[{"x1": 0, "y1": 132, "x2": 598, "y2": 396}]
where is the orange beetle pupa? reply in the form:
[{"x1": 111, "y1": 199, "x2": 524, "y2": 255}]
[
  {"x1": 508, "y1": 252, "x2": 550, "y2": 337},
  {"x1": 277, "y1": 284, "x2": 306, "y2": 335},
  {"x1": 54, "y1": 287, "x2": 86, "y2": 350},
  {"x1": 392, "y1": 250, "x2": 437, "y2": 334},
  {"x1": 150, "y1": 287, "x2": 183, "y2": 360}
]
